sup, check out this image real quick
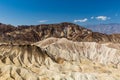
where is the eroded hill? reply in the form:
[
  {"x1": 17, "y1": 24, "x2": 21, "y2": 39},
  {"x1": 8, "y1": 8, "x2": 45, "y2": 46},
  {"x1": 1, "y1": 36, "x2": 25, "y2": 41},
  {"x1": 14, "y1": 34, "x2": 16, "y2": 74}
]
[{"x1": 0, "y1": 22, "x2": 120, "y2": 80}]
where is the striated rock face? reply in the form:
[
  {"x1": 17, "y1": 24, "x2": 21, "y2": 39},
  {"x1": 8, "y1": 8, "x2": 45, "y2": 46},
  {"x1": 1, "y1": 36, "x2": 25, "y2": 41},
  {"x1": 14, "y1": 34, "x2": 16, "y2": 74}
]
[{"x1": 0, "y1": 22, "x2": 120, "y2": 44}]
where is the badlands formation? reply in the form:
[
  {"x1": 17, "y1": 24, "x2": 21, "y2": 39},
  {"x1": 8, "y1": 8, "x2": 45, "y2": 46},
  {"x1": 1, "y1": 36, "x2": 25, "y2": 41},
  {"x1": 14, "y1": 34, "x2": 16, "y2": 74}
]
[
  {"x1": 0, "y1": 38, "x2": 119, "y2": 80},
  {"x1": 0, "y1": 22, "x2": 119, "y2": 80}
]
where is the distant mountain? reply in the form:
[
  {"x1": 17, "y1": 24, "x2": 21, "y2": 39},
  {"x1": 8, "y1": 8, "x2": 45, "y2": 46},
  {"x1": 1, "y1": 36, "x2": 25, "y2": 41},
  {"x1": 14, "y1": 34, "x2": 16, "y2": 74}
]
[{"x1": 86, "y1": 23, "x2": 120, "y2": 34}]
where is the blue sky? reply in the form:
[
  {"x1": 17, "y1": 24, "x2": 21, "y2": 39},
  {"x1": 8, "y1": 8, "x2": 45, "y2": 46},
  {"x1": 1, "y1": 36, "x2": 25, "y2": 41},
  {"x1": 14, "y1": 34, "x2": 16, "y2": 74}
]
[{"x1": 0, "y1": 0, "x2": 120, "y2": 26}]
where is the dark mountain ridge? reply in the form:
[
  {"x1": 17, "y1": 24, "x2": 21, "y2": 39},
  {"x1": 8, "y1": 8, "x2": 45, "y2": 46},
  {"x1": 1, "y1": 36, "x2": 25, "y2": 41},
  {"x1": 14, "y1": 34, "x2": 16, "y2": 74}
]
[{"x1": 0, "y1": 22, "x2": 120, "y2": 44}]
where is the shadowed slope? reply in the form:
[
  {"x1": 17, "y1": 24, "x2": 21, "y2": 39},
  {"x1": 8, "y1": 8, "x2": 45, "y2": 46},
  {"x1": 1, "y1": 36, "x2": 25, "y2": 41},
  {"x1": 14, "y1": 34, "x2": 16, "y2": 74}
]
[{"x1": 0, "y1": 45, "x2": 48, "y2": 66}]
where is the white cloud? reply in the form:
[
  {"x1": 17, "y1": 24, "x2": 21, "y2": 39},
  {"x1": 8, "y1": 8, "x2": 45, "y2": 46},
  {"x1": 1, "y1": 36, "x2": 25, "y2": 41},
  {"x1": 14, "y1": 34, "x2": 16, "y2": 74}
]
[
  {"x1": 96, "y1": 16, "x2": 110, "y2": 21},
  {"x1": 91, "y1": 16, "x2": 94, "y2": 19},
  {"x1": 38, "y1": 20, "x2": 48, "y2": 23},
  {"x1": 74, "y1": 18, "x2": 88, "y2": 23}
]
